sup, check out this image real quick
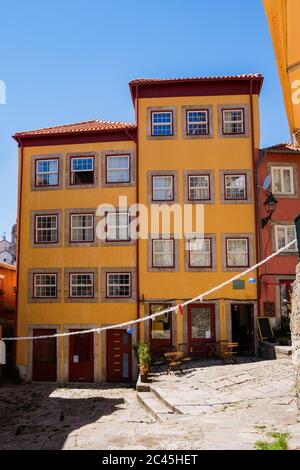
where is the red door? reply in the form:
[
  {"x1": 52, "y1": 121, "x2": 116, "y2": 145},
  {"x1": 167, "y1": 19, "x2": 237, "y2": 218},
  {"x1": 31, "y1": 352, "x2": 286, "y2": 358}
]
[
  {"x1": 69, "y1": 331, "x2": 94, "y2": 382},
  {"x1": 107, "y1": 329, "x2": 132, "y2": 383},
  {"x1": 188, "y1": 304, "x2": 215, "y2": 356},
  {"x1": 150, "y1": 303, "x2": 172, "y2": 355},
  {"x1": 32, "y1": 329, "x2": 57, "y2": 381}
]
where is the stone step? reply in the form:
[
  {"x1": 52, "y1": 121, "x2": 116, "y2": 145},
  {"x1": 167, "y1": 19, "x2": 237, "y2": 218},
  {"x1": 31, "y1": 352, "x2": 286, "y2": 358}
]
[{"x1": 137, "y1": 391, "x2": 175, "y2": 422}]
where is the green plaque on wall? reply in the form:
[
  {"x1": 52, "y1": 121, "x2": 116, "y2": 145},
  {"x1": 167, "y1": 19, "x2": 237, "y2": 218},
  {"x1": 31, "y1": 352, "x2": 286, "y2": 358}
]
[{"x1": 232, "y1": 280, "x2": 245, "y2": 290}]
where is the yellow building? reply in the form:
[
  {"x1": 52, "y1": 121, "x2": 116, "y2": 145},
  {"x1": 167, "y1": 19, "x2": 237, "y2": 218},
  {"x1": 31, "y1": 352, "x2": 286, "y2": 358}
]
[{"x1": 13, "y1": 74, "x2": 263, "y2": 383}]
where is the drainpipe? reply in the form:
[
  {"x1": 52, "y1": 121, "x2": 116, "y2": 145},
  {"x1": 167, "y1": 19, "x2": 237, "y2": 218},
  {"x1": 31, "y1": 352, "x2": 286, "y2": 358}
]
[
  {"x1": 250, "y1": 79, "x2": 262, "y2": 314},
  {"x1": 135, "y1": 85, "x2": 140, "y2": 341}
]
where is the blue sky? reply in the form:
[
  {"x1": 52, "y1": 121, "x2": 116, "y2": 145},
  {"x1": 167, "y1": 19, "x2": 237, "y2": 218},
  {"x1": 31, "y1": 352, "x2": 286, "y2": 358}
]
[{"x1": 0, "y1": 0, "x2": 290, "y2": 239}]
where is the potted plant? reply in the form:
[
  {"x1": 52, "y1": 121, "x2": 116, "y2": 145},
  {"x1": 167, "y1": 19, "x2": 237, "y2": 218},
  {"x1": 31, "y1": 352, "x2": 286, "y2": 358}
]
[{"x1": 134, "y1": 341, "x2": 151, "y2": 383}]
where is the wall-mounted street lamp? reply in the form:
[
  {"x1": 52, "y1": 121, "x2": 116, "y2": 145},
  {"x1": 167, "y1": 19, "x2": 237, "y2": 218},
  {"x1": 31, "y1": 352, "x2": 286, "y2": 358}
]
[{"x1": 261, "y1": 192, "x2": 278, "y2": 228}]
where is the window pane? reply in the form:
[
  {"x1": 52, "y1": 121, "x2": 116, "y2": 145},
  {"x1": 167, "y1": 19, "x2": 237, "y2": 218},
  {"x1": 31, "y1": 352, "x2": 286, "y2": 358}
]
[
  {"x1": 227, "y1": 239, "x2": 248, "y2": 267},
  {"x1": 191, "y1": 307, "x2": 211, "y2": 339},
  {"x1": 283, "y1": 169, "x2": 292, "y2": 193},
  {"x1": 189, "y1": 175, "x2": 209, "y2": 200},
  {"x1": 190, "y1": 239, "x2": 211, "y2": 267},
  {"x1": 225, "y1": 175, "x2": 246, "y2": 199}
]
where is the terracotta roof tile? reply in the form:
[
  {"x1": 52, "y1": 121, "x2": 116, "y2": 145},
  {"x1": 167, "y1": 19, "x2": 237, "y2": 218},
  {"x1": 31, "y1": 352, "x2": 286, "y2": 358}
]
[
  {"x1": 262, "y1": 143, "x2": 300, "y2": 153},
  {"x1": 13, "y1": 119, "x2": 136, "y2": 138},
  {"x1": 129, "y1": 74, "x2": 263, "y2": 86}
]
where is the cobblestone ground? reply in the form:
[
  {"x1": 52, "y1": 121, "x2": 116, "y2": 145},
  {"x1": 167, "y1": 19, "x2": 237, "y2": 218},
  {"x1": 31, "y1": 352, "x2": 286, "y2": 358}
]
[{"x1": 0, "y1": 358, "x2": 299, "y2": 450}]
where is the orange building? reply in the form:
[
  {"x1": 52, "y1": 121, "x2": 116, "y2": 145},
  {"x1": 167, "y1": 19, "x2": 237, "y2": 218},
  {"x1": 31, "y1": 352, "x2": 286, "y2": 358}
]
[{"x1": 0, "y1": 262, "x2": 17, "y2": 377}]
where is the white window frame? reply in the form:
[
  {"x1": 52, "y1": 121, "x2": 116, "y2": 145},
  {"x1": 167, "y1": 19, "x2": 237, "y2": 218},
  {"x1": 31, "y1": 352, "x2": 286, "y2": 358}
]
[
  {"x1": 189, "y1": 238, "x2": 211, "y2": 267},
  {"x1": 152, "y1": 239, "x2": 174, "y2": 268},
  {"x1": 34, "y1": 273, "x2": 57, "y2": 298},
  {"x1": 151, "y1": 111, "x2": 173, "y2": 136},
  {"x1": 70, "y1": 273, "x2": 94, "y2": 298},
  {"x1": 188, "y1": 175, "x2": 210, "y2": 201},
  {"x1": 35, "y1": 159, "x2": 59, "y2": 187},
  {"x1": 226, "y1": 238, "x2": 249, "y2": 267},
  {"x1": 70, "y1": 156, "x2": 94, "y2": 185},
  {"x1": 224, "y1": 174, "x2": 247, "y2": 200},
  {"x1": 271, "y1": 166, "x2": 295, "y2": 195},
  {"x1": 106, "y1": 155, "x2": 130, "y2": 183},
  {"x1": 35, "y1": 215, "x2": 58, "y2": 244},
  {"x1": 223, "y1": 109, "x2": 244, "y2": 134},
  {"x1": 106, "y1": 211, "x2": 130, "y2": 241},
  {"x1": 70, "y1": 213, "x2": 94, "y2": 242},
  {"x1": 152, "y1": 175, "x2": 174, "y2": 201},
  {"x1": 187, "y1": 110, "x2": 209, "y2": 135},
  {"x1": 274, "y1": 225, "x2": 298, "y2": 252},
  {"x1": 106, "y1": 273, "x2": 131, "y2": 298}
]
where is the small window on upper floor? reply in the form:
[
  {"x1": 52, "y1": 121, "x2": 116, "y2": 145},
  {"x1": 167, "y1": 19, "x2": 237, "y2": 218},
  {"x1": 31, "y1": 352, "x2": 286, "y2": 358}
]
[
  {"x1": 106, "y1": 155, "x2": 130, "y2": 183},
  {"x1": 35, "y1": 215, "x2": 58, "y2": 244},
  {"x1": 224, "y1": 174, "x2": 247, "y2": 200},
  {"x1": 33, "y1": 273, "x2": 57, "y2": 298},
  {"x1": 35, "y1": 159, "x2": 59, "y2": 187},
  {"x1": 70, "y1": 213, "x2": 94, "y2": 243},
  {"x1": 222, "y1": 109, "x2": 245, "y2": 135},
  {"x1": 151, "y1": 111, "x2": 173, "y2": 136},
  {"x1": 187, "y1": 110, "x2": 209, "y2": 135},
  {"x1": 152, "y1": 175, "x2": 174, "y2": 201},
  {"x1": 188, "y1": 175, "x2": 210, "y2": 201},
  {"x1": 226, "y1": 238, "x2": 249, "y2": 267},
  {"x1": 271, "y1": 166, "x2": 295, "y2": 195},
  {"x1": 275, "y1": 225, "x2": 298, "y2": 253},
  {"x1": 70, "y1": 156, "x2": 94, "y2": 185}
]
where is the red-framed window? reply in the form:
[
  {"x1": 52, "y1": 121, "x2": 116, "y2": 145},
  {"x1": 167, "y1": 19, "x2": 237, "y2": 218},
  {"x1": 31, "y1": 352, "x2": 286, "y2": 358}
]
[
  {"x1": 222, "y1": 109, "x2": 245, "y2": 135},
  {"x1": 226, "y1": 237, "x2": 249, "y2": 268},
  {"x1": 33, "y1": 273, "x2": 57, "y2": 298},
  {"x1": 69, "y1": 273, "x2": 94, "y2": 298},
  {"x1": 188, "y1": 174, "x2": 210, "y2": 201},
  {"x1": 151, "y1": 111, "x2": 173, "y2": 136},
  {"x1": 152, "y1": 175, "x2": 174, "y2": 201},
  {"x1": 152, "y1": 238, "x2": 175, "y2": 268},
  {"x1": 106, "y1": 272, "x2": 131, "y2": 298},
  {"x1": 224, "y1": 174, "x2": 247, "y2": 200},
  {"x1": 34, "y1": 214, "x2": 58, "y2": 244},
  {"x1": 70, "y1": 213, "x2": 94, "y2": 243},
  {"x1": 70, "y1": 156, "x2": 94, "y2": 185},
  {"x1": 186, "y1": 109, "x2": 209, "y2": 135},
  {"x1": 189, "y1": 238, "x2": 212, "y2": 268},
  {"x1": 106, "y1": 154, "x2": 130, "y2": 184},
  {"x1": 105, "y1": 211, "x2": 130, "y2": 242},
  {"x1": 35, "y1": 158, "x2": 59, "y2": 187}
]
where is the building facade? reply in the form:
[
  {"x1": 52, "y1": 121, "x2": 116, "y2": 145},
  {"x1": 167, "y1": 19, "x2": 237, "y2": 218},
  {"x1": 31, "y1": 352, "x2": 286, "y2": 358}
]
[
  {"x1": 14, "y1": 74, "x2": 263, "y2": 383},
  {"x1": 0, "y1": 261, "x2": 17, "y2": 377},
  {"x1": 258, "y1": 143, "x2": 300, "y2": 330}
]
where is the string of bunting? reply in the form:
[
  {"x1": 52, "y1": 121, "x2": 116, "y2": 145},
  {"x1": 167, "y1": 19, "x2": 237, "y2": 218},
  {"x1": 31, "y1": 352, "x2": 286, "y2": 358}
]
[{"x1": 2, "y1": 238, "x2": 297, "y2": 342}]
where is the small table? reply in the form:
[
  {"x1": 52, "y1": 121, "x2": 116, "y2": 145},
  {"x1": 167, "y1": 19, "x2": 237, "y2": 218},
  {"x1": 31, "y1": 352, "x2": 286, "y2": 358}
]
[{"x1": 164, "y1": 351, "x2": 184, "y2": 374}]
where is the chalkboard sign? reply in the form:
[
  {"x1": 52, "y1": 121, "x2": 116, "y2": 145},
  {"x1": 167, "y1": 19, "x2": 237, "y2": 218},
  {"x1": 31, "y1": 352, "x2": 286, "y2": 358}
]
[{"x1": 257, "y1": 317, "x2": 274, "y2": 341}]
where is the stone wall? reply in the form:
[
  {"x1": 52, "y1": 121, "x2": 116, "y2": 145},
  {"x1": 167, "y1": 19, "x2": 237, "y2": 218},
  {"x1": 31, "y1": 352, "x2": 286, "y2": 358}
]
[{"x1": 291, "y1": 263, "x2": 300, "y2": 408}]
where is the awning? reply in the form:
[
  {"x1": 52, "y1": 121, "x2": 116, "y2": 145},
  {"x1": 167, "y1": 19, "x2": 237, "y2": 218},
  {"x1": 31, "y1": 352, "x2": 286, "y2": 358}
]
[{"x1": 263, "y1": 0, "x2": 300, "y2": 145}]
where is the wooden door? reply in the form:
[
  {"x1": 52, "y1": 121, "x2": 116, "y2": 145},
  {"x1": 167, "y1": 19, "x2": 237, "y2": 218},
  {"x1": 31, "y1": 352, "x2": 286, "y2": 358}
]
[
  {"x1": 188, "y1": 304, "x2": 215, "y2": 356},
  {"x1": 150, "y1": 303, "x2": 172, "y2": 356},
  {"x1": 69, "y1": 331, "x2": 94, "y2": 382},
  {"x1": 107, "y1": 329, "x2": 132, "y2": 383},
  {"x1": 32, "y1": 329, "x2": 57, "y2": 381}
]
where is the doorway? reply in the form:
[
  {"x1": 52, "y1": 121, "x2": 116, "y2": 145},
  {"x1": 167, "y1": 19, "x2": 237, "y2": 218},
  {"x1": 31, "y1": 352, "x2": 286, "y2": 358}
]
[
  {"x1": 188, "y1": 304, "x2": 215, "y2": 356},
  {"x1": 69, "y1": 331, "x2": 94, "y2": 382},
  {"x1": 107, "y1": 329, "x2": 132, "y2": 383},
  {"x1": 149, "y1": 303, "x2": 172, "y2": 356},
  {"x1": 32, "y1": 329, "x2": 57, "y2": 381},
  {"x1": 231, "y1": 304, "x2": 254, "y2": 355}
]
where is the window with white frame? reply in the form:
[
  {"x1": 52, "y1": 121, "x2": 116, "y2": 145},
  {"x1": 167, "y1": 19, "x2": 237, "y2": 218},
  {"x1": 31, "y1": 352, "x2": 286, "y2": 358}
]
[
  {"x1": 189, "y1": 238, "x2": 211, "y2": 267},
  {"x1": 222, "y1": 109, "x2": 244, "y2": 134},
  {"x1": 106, "y1": 155, "x2": 130, "y2": 183},
  {"x1": 275, "y1": 225, "x2": 298, "y2": 252},
  {"x1": 226, "y1": 238, "x2": 249, "y2": 267},
  {"x1": 35, "y1": 159, "x2": 59, "y2": 187},
  {"x1": 225, "y1": 174, "x2": 247, "y2": 200},
  {"x1": 106, "y1": 212, "x2": 129, "y2": 241},
  {"x1": 152, "y1": 239, "x2": 174, "y2": 268},
  {"x1": 71, "y1": 214, "x2": 94, "y2": 242},
  {"x1": 34, "y1": 274, "x2": 57, "y2": 298},
  {"x1": 151, "y1": 111, "x2": 173, "y2": 136},
  {"x1": 70, "y1": 157, "x2": 94, "y2": 185},
  {"x1": 35, "y1": 215, "x2": 58, "y2": 243},
  {"x1": 152, "y1": 176, "x2": 174, "y2": 201},
  {"x1": 188, "y1": 175, "x2": 210, "y2": 200},
  {"x1": 187, "y1": 110, "x2": 209, "y2": 135},
  {"x1": 271, "y1": 167, "x2": 294, "y2": 195},
  {"x1": 107, "y1": 273, "x2": 131, "y2": 297},
  {"x1": 70, "y1": 273, "x2": 94, "y2": 298}
]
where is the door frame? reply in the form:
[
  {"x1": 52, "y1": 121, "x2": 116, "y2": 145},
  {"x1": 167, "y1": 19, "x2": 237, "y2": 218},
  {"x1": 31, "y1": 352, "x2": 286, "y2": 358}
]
[
  {"x1": 187, "y1": 303, "x2": 216, "y2": 354},
  {"x1": 28, "y1": 324, "x2": 61, "y2": 382},
  {"x1": 101, "y1": 323, "x2": 137, "y2": 383},
  {"x1": 226, "y1": 301, "x2": 256, "y2": 355},
  {"x1": 149, "y1": 302, "x2": 173, "y2": 354},
  {"x1": 63, "y1": 325, "x2": 99, "y2": 382}
]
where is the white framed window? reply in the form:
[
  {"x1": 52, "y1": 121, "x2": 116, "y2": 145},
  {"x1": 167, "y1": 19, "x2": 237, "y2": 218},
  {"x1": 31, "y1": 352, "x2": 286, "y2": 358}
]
[
  {"x1": 275, "y1": 225, "x2": 298, "y2": 252},
  {"x1": 188, "y1": 175, "x2": 210, "y2": 200},
  {"x1": 225, "y1": 174, "x2": 247, "y2": 200},
  {"x1": 106, "y1": 273, "x2": 131, "y2": 298},
  {"x1": 70, "y1": 157, "x2": 94, "y2": 185},
  {"x1": 106, "y1": 212, "x2": 129, "y2": 241},
  {"x1": 70, "y1": 273, "x2": 94, "y2": 298},
  {"x1": 223, "y1": 109, "x2": 244, "y2": 134},
  {"x1": 106, "y1": 155, "x2": 130, "y2": 183},
  {"x1": 226, "y1": 238, "x2": 249, "y2": 267},
  {"x1": 189, "y1": 238, "x2": 211, "y2": 267},
  {"x1": 35, "y1": 159, "x2": 59, "y2": 187},
  {"x1": 151, "y1": 111, "x2": 173, "y2": 136},
  {"x1": 70, "y1": 214, "x2": 94, "y2": 242},
  {"x1": 35, "y1": 215, "x2": 58, "y2": 244},
  {"x1": 271, "y1": 167, "x2": 294, "y2": 195},
  {"x1": 34, "y1": 274, "x2": 57, "y2": 298},
  {"x1": 152, "y1": 176, "x2": 174, "y2": 201},
  {"x1": 152, "y1": 239, "x2": 174, "y2": 268},
  {"x1": 187, "y1": 110, "x2": 209, "y2": 135}
]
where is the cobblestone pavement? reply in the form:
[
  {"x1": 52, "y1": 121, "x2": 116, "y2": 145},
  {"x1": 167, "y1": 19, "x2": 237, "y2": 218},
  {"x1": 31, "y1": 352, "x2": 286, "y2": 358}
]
[{"x1": 0, "y1": 358, "x2": 299, "y2": 450}]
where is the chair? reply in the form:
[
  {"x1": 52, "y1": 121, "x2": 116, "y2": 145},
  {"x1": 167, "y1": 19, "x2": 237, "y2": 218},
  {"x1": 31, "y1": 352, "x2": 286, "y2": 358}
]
[{"x1": 216, "y1": 341, "x2": 238, "y2": 362}]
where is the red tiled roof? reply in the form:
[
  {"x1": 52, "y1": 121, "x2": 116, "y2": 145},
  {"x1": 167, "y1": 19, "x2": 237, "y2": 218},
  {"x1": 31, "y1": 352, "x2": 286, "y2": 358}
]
[
  {"x1": 262, "y1": 143, "x2": 300, "y2": 153},
  {"x1": 13, "y1": 119, "x2": 136, "y2": 138},
  {"x1": 129, "y1": 74, "x2": 263, "y2": 86}
]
